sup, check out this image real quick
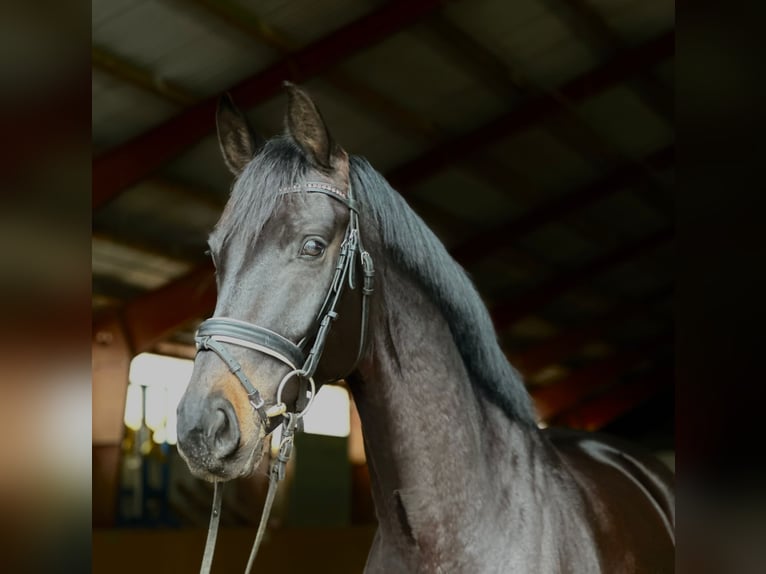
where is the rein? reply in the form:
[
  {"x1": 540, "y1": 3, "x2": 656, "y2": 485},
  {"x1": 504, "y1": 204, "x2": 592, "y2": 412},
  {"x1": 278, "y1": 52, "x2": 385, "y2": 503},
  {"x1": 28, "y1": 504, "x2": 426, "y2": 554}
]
[{"x1": 193, "y1": 180, "x2": 374, "y2": 574}]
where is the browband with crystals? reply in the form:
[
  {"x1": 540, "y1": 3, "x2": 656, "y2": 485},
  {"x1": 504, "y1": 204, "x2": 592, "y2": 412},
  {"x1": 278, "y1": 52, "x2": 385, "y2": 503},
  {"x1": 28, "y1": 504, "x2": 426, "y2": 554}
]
[{"x1": 279, "y1": 181, "x2": 358, "y2": 211}]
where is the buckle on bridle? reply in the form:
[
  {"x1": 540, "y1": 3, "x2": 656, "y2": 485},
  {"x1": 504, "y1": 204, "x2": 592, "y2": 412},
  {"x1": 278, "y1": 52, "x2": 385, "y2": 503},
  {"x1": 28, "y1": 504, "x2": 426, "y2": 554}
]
[
  {"x1": 360, "y1": 250, "x2": 375, "y2": 295},
  {"x1": 248, "y1": 391, "x2": 265, "y2": 411}
]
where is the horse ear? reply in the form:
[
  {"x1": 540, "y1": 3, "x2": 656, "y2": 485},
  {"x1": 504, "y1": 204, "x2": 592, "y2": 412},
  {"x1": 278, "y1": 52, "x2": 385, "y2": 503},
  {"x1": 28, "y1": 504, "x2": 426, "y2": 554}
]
[
  {"x1": 216, "y1": 93, "x2": 264, "y2": 176},
  {"x1": 284, "y1": 82, "x2": 343, "y2": 171}
]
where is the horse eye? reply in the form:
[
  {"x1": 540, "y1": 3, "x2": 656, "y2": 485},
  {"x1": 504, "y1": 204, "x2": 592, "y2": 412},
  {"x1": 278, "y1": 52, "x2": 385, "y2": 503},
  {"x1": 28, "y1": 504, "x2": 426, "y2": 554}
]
[{"x1": 301, "y1": 238, "x2": 326, "y2": 257}]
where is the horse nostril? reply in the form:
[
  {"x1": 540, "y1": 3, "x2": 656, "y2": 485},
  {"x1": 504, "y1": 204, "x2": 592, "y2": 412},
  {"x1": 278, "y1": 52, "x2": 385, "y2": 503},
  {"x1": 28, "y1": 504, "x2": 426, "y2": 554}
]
[{"x1": 207, "y1": 399, "x2": 240, "y2": 459}]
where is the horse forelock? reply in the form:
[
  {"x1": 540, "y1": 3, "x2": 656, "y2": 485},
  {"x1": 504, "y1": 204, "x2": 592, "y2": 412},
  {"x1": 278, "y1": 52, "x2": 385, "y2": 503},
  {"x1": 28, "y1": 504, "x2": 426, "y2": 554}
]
[{"x1": 211, "y1": 136, "x2": 310, "y2": 249}]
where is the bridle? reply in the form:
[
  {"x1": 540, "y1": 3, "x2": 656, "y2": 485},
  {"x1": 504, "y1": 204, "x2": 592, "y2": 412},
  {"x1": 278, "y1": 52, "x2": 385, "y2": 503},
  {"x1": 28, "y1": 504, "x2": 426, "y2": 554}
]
[{"x1": 193, "y1": 179, "x2": 374, "y2": 574}]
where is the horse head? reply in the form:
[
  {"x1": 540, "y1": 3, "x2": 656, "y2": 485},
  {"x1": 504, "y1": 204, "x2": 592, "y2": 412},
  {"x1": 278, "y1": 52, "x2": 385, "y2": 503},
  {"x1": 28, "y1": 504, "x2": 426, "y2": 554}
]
[{"x1": 176, "y1": 84, "x2": 370, "y2": 481}]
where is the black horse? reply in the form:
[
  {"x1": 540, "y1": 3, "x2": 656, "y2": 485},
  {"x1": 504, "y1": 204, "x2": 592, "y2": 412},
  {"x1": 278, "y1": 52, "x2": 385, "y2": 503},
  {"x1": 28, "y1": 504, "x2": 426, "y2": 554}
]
[{"x1": 177, "y1": 84, "x2": 674, "y2": 573}]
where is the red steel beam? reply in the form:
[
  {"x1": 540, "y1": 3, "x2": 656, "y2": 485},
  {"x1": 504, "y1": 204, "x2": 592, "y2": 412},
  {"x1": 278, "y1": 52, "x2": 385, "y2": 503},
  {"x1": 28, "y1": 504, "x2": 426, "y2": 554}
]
[
  {"x1": 451, "y1": 145, "x2": 673, "y2": 266},
  {"x1": 552, "y1": 369, "x2": 673, "y2": 430},
  {"x1": 386, "y1": 31, "x2": 674, "y2": 190},
  {"x1": 93, "y1": 261, "x2": 217, "y2": 354},
  {"x1": 92, "y1": 0, "x2": 449, "y2": 210},
  {"x1": 492, "y1": 227, "x2": 673, "y2": 331}
]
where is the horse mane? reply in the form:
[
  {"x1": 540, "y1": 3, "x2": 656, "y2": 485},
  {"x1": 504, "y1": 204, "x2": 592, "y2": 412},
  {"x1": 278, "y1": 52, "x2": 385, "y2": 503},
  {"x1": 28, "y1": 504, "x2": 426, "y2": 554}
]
[
  {"x1": 213, "y1": 137, "x2": 535, "y2": 425},
  {"x1": 349, "y1": 156, "x2": 536, "y2": 425}
]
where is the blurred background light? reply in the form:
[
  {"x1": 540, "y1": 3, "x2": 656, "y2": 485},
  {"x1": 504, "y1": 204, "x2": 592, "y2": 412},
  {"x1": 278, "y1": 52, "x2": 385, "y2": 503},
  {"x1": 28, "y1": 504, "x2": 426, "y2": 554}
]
[
  {"x1": 302, "y1": 385, "x2": 351, "y2": 438},
  {"x1": 126, "y1": 353, "x2": 193, "y2": 446}
]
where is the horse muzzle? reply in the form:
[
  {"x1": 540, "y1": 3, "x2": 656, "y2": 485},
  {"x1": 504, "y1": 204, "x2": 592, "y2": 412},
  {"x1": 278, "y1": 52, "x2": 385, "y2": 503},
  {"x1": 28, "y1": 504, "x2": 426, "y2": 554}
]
[{"x1": 176, "y1": 389, "x2": 263, "y2": 480}]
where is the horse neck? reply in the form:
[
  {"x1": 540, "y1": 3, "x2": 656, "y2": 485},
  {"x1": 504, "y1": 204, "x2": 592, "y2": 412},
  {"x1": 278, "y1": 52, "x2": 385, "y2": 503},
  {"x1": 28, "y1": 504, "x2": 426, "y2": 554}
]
[{"x1": 349, "y1": 263, "x2": 558, "y2": 556}]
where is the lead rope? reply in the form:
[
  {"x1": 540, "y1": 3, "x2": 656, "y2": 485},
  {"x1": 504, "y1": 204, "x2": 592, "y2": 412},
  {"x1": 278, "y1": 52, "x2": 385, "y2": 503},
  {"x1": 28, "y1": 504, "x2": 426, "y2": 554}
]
[
  {"x1": 245, "y1": 413, "x2": 297, "y2": 573},
  {"x1": 199, "y1": 413, "x2": 298, "y2": 574},
  {"x1": 200, "y1": 481, "x2": 224, "y2": 574}
]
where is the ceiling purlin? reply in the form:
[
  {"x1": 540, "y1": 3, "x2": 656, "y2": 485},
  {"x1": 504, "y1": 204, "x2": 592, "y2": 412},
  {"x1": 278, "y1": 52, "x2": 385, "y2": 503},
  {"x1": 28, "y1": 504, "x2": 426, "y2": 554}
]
[{"x1": 92, "y1": 275, "x2": 147, "y2": 304}]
